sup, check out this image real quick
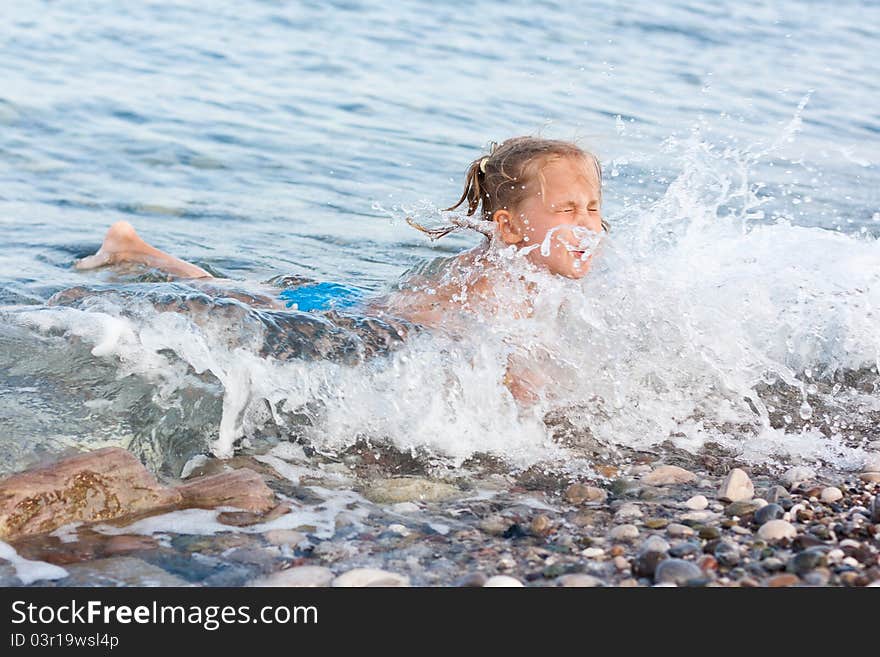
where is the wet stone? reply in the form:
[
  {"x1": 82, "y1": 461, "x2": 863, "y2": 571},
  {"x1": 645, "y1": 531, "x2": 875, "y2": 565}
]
[
  {"x1": 768, "y1": 573, "x2": 800, "y2": 587},
  {"x1": 782, "y1": 466, "x2": 815, "y2": 490},
  {"x1": 669, "y1": 542, "x2": 702, "y2": 558},
  {"x1": 633, "y1": 550, "x2": 667, "y2": 579},
  {"x1": 248, "y1": 566, "x2": 334, "y2": 587},
  {"x1": 642, "y1": 465, "x2": 698, "y2": 486},
  {"x1": 60, "y1": 557, "x2": 190, "y2": 587},
  {"x1": 717, "y1": 468, "x2": 755, "y2": 502},
  {"x1": 644, "y1": 518, "x2": 669, "y2": 530},
  {"x1": 654, "y1": 559, "x2": 703, "y2": 586},
  {"x1": 757, "y1": 519, "x2": 797, "y2": 542},
  {"x1": 698, "y1": 525, "x2": 721, "y2": 540},
  {"x1": 563, "y1": 483, "x2": 607, "y2": 505},
  {"x1": 640, "y1": 535, "x2": 670, "y2": 554},
  {"x1": 724, "y1": 500, "x2": 762, "y2": 518},
  {"x1": 765, "y1": 486, "x2": 791, "y2": 504},
  {"x1": 714, "y1": 541, "x2": 741, "y2": 568},
  {"x1": 667, "y1": 523, "x2": 695, "y2": 538},
  {"x1": 761, "y1": 557, "x2": 786, "y2": 572},
  {"x1": 820, "y1": 487, "x2": 843, "y2": 504},
  {"x1": 484, "y1": 575, "x2": 524, "y2": 587},
  {"x1": 609, "y1": 524, "x2": 639, "y2": 542},
  {"x1": 685, "y1": 495, "x2": 708, "y2": 510},
  {"x1": 556, "y1": 574, "x2": 604, "y2": 587},
  {"x1": 333, "y1": 568, "x2": 410, "y2": 587},
  {"x1": 872, "y1": 495, "x2": 880, "y2": 524},
  {"x1": 362, "y1": 477, "x2": 460, "y2": 504},
  {"x1": 456, "y1": 572, "x2": 488, "y2": 587},
  {"x1": 754, "y1": 503, "x2": 785, "y2": 526}
]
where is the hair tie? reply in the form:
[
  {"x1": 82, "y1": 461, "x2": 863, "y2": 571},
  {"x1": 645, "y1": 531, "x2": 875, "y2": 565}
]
[{"x1": 479, "y1": 157, "x2": 489, "y2": 174}]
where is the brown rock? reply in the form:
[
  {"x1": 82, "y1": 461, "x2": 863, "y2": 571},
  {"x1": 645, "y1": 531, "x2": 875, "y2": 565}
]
[
  {"x1": 218, "y1": 504, "x2": 291, "y2": 527},
  {"x1": 642, "y1": 465, "x2": 698, "y2": 486},
  {"x1": 0, "y1": 448, "x2": 181, "y2": 541},
  {"x1": 563, "y1": 483, "x2": 607, "y2": 505},
  {"x1": 176, "y1": 468, "x2": 275, "y2": 513},
  {"x1": 768, "y1": 573, "x2": 800, "y2": 587}
]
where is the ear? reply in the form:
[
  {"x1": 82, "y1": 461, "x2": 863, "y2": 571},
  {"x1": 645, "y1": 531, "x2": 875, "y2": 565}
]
[{"x1": 493, "y1": 209, "x2": 523, "y2": 245}]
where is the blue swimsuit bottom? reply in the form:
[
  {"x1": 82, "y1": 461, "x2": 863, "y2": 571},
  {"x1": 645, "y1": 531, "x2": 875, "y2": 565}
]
[{"x1": 278, "y1": 282, "x2": 363, "y2": 312}]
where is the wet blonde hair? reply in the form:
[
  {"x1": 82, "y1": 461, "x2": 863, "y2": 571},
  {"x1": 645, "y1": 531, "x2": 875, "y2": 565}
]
[{"x1": 408, "y1": 136, "x2": 607, "y2": 240}]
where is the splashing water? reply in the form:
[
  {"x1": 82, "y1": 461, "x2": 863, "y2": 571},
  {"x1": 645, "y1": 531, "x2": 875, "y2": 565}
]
[{"x1": 4, "y1": 114, "x2": 880, "y2": 476}]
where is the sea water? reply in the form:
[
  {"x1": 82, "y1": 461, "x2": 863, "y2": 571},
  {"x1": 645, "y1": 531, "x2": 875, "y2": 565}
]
[{"x1": 1, "y1": 0, "x2": 879, "y2": 478}]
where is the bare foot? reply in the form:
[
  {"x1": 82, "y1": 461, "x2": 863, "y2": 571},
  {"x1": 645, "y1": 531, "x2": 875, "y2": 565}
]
[
  {"x1": 75, "y1": 221, "x2": 212, "y2": 279},
  {"x1": 75, "y1": 221, "x2": 144, "y2": 270}
]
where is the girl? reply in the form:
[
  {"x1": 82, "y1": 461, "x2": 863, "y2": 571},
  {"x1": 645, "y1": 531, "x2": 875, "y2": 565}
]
[
  {"x1": 75, "y1": 137, "x2": 605, "y2": 318},
  {"x1": 71, "y1": 136, "x2": 607, "y2": 397}
]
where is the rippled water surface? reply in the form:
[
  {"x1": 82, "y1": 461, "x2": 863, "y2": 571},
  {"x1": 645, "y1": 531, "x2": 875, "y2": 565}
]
[{"x1": 1, "y1": 0, "x2": 879, "y2": 476}]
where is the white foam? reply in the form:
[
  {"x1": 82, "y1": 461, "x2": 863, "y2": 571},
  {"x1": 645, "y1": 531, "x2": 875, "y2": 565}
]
[{"x1": 0, "y1": 540, "x2": 68, "y2": 585}]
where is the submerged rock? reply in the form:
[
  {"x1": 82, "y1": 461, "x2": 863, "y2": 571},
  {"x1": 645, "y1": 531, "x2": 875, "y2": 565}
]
[{"x1": 60, "y1": 556, "x2": 189, "y2": 587}]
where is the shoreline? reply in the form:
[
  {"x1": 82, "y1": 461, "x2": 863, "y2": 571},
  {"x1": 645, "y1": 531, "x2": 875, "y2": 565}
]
[{"x1": 1, "y1": 443, "x2": 878, "y2": 587}]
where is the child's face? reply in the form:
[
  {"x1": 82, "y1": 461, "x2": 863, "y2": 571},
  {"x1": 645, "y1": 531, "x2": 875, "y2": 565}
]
[{"x1": 498, "y1": 156, "x2": 603, "y2": 279}]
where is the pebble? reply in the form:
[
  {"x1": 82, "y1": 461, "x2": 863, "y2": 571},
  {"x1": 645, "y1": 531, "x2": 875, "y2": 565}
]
[
  {"x1": 717, "y1": 468, "x2": 754, "y2": 502},
  {"x1": 581, "y1": 547, "x2": 605, "y2": 558},
  {"x1": 765, "y1": 485, "x2": 791, "y2": 503},
  {"x1": 248, "y1": 566, "x2": 334, "y2": 588},
  {"x1": 613, "y1": 556, "x2": 630, "y2": 572},
  {"x1": 757, "y1": 519, "x2": 797, "y2": 542},
  {"x1": 654, "y1": 559, "x2": 703, "y2": 585},
  {"x1": 803, "y1": 569, "x2": 831, "y2": 586},
  {"x1": 767, "y1": 573, "x2": 800, "y2": 587},
  {"x1": 456, "y1": 573, "x2": 488, "y2": 587},
  {"x1": 859, "y1": 472, "x2": 880, "y2": 484},
  {"x1": 59, "y1": 557, "x2": 189, "y2": 587},
  {"x1": 609, "y1": 524, "x2": 639, "y2": 542},
  {"x1": 724, "y1": 500, "x2": 762, "y2": 517},
  {"x1": 640, "y1": 535, "x2": 670, "y2": 554},
  {"x1": 263, "y1": 530, "x2": 307, "y2": 547},
  {"x1": 362, "y1": 477, "x2": 460, "y2": 504},
  {"x1": 685, "y1": 495, "x2": 708, "y2": 510},
  {"x1": 698, "y1": 526, "x2": 721, "y2": 540},
  {"x1": 529, "y1": 515, "x2": 552, "y2": 536},
  {"x1": 563, "y1": 483, "x2": 607, "y2": 505},
  {"x1": 730, "y1": 525, "x2": 752, "y2": 536},
  {"x1": 714, "y1": 541, "x2": 740, "y2": 567},
  {"x1": 332, "y1": 568, "x2": 410, "y2": 587},
  {"x1": 556, "y1": 574, "x2": 603, "y2": 587},
  {"x1": 387, "y1": 524, "x2": 410, "y2": 536},
  {"x1": 761, "y1": 557, "x2": 785, "y2": 572},
  {"x1": 390, "y1": 502, "x2": 421, "y2": 514},
  {"x1": 782, "y1": 466, "x2": 815, "y2": 489},
  {"x1": 754, "y1": 503, "x2": 785, "y2": 526},
  {"x1": 872, "y1": 495, "x2": 880, "y2": 523},
  {"x1": 680, "y1": 510, "x2": 717, "y2": 523},
  {"x1": 669, "y1": 542, "x2": 702, "y2": 558},
  {"x1": 614, "y1": 503, "x2": 643, "y2": 521},
  {"x1": 484, "y1": 575, "x2": 524, "y2": 587},
  {"x1": 632, "y1": 551, "x2": 666, "y2": 579},
  {"x1": 642, "y1": 465, "x2": 698, "y2": 486},
  {"x1": 667, "y1": 523, "x2": 695, "y2": 538},
  {"x1": 820, "y1": 487, "x2": 843, "y2": 504}
]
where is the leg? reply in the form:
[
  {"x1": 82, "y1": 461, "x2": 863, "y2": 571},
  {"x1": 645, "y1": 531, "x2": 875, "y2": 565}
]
[{"x1": 75, "y1": 221, "x2": 213, "y2": 279}]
